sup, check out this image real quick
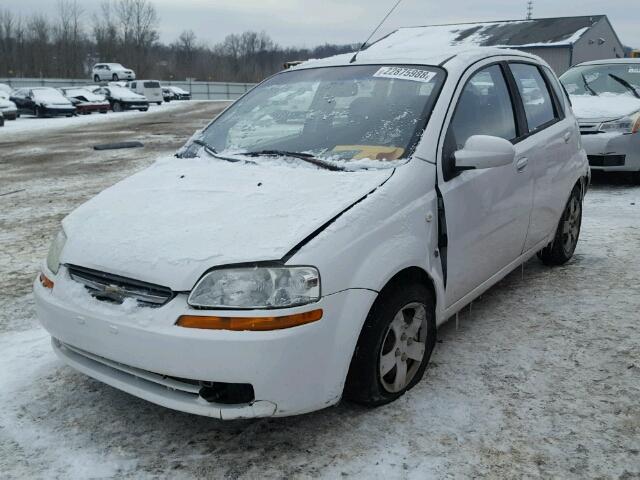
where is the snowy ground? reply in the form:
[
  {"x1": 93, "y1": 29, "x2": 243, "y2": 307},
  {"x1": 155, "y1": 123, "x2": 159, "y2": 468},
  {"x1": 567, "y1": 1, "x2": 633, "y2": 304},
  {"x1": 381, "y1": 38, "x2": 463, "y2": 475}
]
[{"x1": 1, "y1": 106, "x2": 639, "y2": 479}]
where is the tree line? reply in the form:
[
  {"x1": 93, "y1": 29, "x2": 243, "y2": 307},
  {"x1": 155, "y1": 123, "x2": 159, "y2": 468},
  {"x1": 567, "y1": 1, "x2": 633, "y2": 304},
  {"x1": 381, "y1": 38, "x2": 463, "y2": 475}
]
[{"x1": 0, "y1": 0, "x2": 355, "y2": 82}]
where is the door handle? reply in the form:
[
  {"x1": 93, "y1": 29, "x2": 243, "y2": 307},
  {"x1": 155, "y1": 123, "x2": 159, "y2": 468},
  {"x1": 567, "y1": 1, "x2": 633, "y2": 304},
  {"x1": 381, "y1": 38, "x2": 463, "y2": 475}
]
[
  {"x1": 564, "y1": 131, "x2": 572, "y2": 143},
  {"x1": 516, "y1": 157, "x2": 528, "y2": 172}
]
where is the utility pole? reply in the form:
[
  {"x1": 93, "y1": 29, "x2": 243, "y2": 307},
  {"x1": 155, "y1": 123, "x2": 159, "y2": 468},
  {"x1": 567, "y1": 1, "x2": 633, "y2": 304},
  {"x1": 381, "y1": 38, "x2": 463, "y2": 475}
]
[{"x1": 526, "y1": 1, "x2": 534, "y2": 20}]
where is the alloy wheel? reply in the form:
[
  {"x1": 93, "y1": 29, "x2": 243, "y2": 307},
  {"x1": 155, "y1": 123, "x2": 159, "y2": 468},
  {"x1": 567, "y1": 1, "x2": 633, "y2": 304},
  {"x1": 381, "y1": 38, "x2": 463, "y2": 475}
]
[
  {"x1": 379, "y1": 302, "x2": 428, "y2": 393},
  {"x1": 562, "y1": 196, "x2": 581, "y2": 254}
]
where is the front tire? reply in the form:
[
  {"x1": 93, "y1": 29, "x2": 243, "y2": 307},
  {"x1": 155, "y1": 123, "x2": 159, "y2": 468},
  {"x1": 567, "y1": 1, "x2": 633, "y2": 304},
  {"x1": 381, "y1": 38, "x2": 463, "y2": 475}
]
[
  {"x1": 538, "y1": 186, "x2": 583, "y2": 265},
  {"x1": 113, "y1": 101, "x2": 123, "y2": 112},
  {"x1": 94, "y1": 75, "x2": 100, "y2": 83},
  {"x1": 112, "y1": 74, "x2": 119, "y2": 81},
  {"x1": 344, "y1": 282, "x2": 436, "y2": 406}
]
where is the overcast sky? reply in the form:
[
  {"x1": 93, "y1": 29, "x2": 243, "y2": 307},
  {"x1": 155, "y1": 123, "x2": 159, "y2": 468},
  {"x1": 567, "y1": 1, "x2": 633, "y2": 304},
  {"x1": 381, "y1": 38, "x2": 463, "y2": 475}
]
[{"x1": 3, "y1": 0, "x2": 638, "y2": 48}]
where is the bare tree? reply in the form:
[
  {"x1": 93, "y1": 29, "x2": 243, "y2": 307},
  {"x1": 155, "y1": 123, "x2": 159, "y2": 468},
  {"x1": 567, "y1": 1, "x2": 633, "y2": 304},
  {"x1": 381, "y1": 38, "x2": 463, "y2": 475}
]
[{"x1": 53, "y1": 0, "x2": 85, "y2": 77}]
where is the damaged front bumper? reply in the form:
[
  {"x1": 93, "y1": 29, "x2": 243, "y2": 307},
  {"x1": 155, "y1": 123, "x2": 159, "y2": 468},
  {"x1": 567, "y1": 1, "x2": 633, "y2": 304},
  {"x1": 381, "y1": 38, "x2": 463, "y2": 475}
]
[{"x1": 34, "y1": 267, "x2": 376, "y2": 418}]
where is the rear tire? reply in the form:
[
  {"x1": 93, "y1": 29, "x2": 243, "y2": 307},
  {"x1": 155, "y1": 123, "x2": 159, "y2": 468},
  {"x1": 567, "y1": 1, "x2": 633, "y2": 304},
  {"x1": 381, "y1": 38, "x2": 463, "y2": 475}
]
[
  {"x1": 113, "y1": 102, "x2": 123, "y2": 113},
  {"x1": 538, "y1": 185, "x2": 583, "y2": 266},
  {"x1": 344, "y1": 282, "x2": 436, "y2": 406}
]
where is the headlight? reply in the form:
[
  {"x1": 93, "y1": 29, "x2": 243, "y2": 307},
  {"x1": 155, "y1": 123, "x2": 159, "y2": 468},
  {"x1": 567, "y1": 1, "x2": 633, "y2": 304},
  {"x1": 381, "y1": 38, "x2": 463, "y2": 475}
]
[
  {"x1": 46, "y1": 230, "x2": 67, "y2": 275},
  {"x1": 599, "y1": 111, "x2": 640, "y2": 134},
  {"x1": 188, "y1": 266, "x2": 320, "y2": 309}
]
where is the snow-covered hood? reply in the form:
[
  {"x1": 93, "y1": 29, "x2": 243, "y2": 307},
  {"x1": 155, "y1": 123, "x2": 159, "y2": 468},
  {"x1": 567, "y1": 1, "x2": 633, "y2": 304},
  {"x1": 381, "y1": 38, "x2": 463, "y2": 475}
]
[
  {"x1": 570, "y1": 94, "x2": 640, "y2": 121},
  {"x1": 61, "y1": 157, "x2": 393, "y2": 290}
]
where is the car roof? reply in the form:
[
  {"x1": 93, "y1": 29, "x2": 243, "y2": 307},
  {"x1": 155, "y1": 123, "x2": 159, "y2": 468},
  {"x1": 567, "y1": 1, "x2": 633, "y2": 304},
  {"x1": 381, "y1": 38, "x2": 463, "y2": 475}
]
[
  {"x1": 574, "y1": 58, "x2": 640, "y2": 66},
  {"x1": 291, "y1": 27, "x2": 547, "y2": 75}
]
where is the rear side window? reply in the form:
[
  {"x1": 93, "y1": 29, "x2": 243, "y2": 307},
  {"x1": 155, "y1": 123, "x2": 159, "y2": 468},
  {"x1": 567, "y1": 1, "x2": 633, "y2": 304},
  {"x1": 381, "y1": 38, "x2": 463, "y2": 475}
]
[
  {"x1": 445, "y1": 65, "x2": 517, "y2": 156},
  {"x1": 542, "y1": 66, "x2": 568, "y2": 111},
  {"x1": 144, "y1": 81, "x2": 160, "y2": 88},
  {"x1": 509, "y1": 64, "x2": 558, "y2": 132},
  {"x1": 130, "y1": 82, "x2": 137, "y2": 88}
]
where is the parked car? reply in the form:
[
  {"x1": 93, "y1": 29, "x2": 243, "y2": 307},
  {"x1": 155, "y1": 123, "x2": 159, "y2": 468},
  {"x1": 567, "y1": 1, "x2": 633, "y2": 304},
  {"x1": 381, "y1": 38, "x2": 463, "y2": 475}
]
[
  {"x1": 95, "y1": 85, "x2": 149, "y2": 112},
  {"x1": 166, "y1": 86, "x2": 191, "y2": 100},
  {"x1": 127, "y1": 80, "x2": 163, "y2": 105},
  {"x1": 0, "y1": 91, "x2": 18, "y2": 120},
  {"x1": 11, "y1": 87, "x2": 75, "y2": 117},
  {"x1": 59, "y1": 87, "x2": 110, "y2": 115},
  {"x1": 162, "y1": 87, "x2": 175, "y2": 102},
  {"x1": 560, "y1": 59, "x2": 640, "y2": 178},
  {"x1": 35, "y1": 46, "x2": 589, "y2": 419},
  {"x1": 92, "y1": 63, "x2": 136, "y2": 82}
]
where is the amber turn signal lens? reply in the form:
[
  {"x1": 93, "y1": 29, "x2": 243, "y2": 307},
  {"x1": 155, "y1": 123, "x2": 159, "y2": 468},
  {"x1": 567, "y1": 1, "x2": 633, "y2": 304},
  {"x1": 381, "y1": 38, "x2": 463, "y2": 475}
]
[
  {"x1": 40, "y1": 272, "x2": 54, "y2": 289},
  {"x1": 177, "y1": 309, "x2": 323, "y2": 331}
]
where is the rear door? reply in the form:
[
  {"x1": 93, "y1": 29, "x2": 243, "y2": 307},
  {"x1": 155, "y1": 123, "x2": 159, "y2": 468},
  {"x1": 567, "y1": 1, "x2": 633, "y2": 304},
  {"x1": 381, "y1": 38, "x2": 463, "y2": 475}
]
[
  {"x1": 508, "y1": 63, "x2": 574, "y2": 250},
  {"x1": 437, "y1": 61, "x2": 535, "y2": 307}
]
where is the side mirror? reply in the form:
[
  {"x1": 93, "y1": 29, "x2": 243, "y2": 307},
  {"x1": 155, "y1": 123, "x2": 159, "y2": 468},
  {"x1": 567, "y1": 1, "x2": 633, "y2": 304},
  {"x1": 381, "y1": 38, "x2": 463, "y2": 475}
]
[{"x1": 454, "y1": 135, "x2": 516, "y2": 170}]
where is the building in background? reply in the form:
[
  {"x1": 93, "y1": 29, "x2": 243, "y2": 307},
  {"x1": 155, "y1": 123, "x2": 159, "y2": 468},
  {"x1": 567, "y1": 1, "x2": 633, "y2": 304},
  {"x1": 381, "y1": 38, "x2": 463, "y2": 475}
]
[{"x1": 375, "y1": 16, "x2": 624, "y2": 74}]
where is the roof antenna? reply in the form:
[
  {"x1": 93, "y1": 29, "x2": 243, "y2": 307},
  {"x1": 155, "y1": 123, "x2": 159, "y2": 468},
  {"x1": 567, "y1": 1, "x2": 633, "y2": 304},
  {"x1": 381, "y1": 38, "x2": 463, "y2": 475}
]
[
  {"x1": 526, "y1": 0, "x2": 534, "y2": 20},
  {"x1": 350, "y1": 0, "x2": 404, "y2": 64}
]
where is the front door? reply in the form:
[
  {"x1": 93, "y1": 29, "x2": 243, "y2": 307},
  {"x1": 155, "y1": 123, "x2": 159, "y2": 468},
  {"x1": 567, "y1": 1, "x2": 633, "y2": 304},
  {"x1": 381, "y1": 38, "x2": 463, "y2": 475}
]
[{"x1": 437, "y1": 62, "x2": 535, "y2": 307}]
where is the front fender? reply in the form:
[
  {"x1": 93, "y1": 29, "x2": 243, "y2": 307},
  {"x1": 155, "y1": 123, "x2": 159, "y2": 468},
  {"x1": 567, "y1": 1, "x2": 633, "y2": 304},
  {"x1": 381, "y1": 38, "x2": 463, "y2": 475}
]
[{"x1": 288, "y1": 160, "x2": 446, "y2": 320}]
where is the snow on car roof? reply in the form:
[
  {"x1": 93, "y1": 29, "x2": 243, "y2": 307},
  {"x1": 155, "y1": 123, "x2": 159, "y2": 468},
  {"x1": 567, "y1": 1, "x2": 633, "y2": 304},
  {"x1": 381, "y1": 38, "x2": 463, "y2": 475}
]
[{"x1": 575, "y1": 58, "x2": 640, "y2": 67}]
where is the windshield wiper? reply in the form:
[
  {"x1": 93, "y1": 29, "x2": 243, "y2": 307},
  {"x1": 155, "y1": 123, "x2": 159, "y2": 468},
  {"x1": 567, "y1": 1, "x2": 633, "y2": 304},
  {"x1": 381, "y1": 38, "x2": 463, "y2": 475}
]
[
  {"x1": 192, "y1": 139, "x2": 254, "y2": 164},
  {"x1": 608, "y1": 74, "x2": 640, "y2": 99},
  {"x1": 242, "y1": 150, "x2": 346, "y2": 171},
  {"x1": 581, "y1": 73, "x2": 598, "y2": 96}
]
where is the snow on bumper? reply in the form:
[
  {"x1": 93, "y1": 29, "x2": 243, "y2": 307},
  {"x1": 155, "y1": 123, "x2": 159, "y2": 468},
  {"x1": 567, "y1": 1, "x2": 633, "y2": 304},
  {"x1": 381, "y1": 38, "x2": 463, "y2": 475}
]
[
  {"x1": 34, "y1": 274, "x2": 376, "y2": 418},
  {"x1": 581, "y1": 132, "x2": 640, "y2": 172}
]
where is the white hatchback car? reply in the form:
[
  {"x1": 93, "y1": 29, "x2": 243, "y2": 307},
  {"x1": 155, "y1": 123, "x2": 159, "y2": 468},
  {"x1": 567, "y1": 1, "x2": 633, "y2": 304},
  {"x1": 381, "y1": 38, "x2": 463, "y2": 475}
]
[
  {"x1": 92, "y1": 63, "x2": 136, "y2": 82},
  {"x1": 35, "y1": 42, "x2": 589, "y2": 419}
]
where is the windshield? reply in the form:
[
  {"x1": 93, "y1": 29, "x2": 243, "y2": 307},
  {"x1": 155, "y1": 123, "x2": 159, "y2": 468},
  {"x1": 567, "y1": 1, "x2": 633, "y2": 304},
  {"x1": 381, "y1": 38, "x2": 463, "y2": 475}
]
[
  {"x1": 109, "y1": 86, "x2": 136, "y2": 97},
  {"x1": 144, "y1": 81, "x2": 160, "y2": 88},
  {"x1": 196, "y1": 65, "x2": 445, "y2": 165},
  {"x1": 63, "y1": 88, "x2": 102, "y2": 100},
  {"x1": 560, "y1": 63, "x2": 640, "y2": 96},
  {"x1": 32, "y1": 88, "x2": 69, "y2": 102}
]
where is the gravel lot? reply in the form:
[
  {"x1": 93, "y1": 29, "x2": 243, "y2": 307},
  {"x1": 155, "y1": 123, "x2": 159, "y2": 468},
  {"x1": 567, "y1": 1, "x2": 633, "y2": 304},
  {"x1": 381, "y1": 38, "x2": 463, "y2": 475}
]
[{"x1": 0, "y1": 104, "x2": 639, "y2": 479}]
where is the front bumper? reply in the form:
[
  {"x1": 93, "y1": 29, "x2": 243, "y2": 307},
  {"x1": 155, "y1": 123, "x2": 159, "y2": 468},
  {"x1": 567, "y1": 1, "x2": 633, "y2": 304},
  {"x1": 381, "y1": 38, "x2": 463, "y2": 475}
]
[
  {"x1": 34, "y1": 269, "x2": 376, "y2": 419},
  {"x1": 121, "y1": 100, "x2": 148, "y2": 110},
  {"x1": 581, "y1": 132, "x2": 640, "y2": 172},
  {"x1": 76, "y1": 103, "x2": 110, "y2": 113},
  {"x1": 41, "y1": 106, "x2": 76, "y2": 116},
  {"x1": 0, "y1": 108, "x2": 17, "y2": 119}
]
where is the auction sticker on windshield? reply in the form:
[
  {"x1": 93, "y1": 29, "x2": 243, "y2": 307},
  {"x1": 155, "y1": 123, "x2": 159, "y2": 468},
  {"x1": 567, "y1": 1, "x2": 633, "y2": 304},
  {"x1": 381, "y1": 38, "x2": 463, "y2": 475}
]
[{"x1": 373, "y1": 67, "x2": 436, "y2": 83}]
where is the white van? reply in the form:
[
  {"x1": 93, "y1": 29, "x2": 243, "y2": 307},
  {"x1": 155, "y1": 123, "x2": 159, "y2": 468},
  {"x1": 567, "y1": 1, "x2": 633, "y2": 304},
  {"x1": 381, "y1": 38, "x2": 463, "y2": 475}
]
[{"x1": 127, "y1": 80, "x2": 163, "y2": 105}]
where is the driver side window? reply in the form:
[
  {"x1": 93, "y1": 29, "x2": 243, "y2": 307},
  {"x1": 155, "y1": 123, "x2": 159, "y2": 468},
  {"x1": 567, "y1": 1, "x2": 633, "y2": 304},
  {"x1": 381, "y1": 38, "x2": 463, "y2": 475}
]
[{"x1": 443, "y1": 65, "x2": 517, "y2": 179}]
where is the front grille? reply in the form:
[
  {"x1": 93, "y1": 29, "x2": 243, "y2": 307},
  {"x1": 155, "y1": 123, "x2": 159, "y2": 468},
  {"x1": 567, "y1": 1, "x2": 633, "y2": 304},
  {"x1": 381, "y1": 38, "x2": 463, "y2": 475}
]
[
  {"x1": 588, "y1": 155, "x2": 626, "y2": 167},
  {"x1": 67, "y1": 264, "x2": 174, "y2": 307},
  {"x1": 579, "y1": 122, "x2": 603, "y2": 135}
]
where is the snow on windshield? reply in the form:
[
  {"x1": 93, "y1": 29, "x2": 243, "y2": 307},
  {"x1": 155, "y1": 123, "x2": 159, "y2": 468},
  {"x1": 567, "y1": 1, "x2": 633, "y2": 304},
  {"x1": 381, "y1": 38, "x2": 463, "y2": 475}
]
[
  {"x1": 561, "y1": 64, "x2": 640, "y2": 97},
  {"x1": 109, "y1": 86, "x2": 137, "y2": 97},
  {"x1": 32, "y1": 89, "x2": 69, "y2": 103},
  {"x1": 197, "y1": 65, "x2": 445, "y2": 166},
  {"x1": 63, "y1": 89, "x2": 104, "y2": 101}
]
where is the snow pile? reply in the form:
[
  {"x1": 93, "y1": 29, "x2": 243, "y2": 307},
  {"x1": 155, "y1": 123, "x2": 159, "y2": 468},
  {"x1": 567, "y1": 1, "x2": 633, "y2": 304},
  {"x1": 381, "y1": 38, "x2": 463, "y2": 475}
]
[
  {"x1": 0, "y1": 101, "x2": 196, "y2": 137},
  {"x1": 570, "y1": 93, "x2": 640, "y2": 119}
]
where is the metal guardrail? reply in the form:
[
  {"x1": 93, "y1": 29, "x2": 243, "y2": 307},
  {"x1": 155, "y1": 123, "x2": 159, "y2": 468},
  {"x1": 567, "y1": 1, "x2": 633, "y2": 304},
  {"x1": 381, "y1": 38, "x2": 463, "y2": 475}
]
[{"x1": 0, "y1": 78, "x2": 256, "y2": 100}]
